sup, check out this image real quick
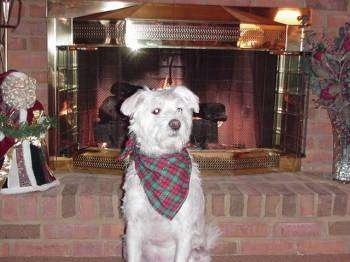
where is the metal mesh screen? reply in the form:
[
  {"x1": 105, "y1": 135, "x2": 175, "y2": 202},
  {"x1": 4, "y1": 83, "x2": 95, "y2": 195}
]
[{"x1": 73, "y1": 20, "x2": 285, "y2": 49}]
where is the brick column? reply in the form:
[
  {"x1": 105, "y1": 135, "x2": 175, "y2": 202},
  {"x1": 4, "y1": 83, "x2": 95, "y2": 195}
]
[{"x1": 7, "y1": 0, "x2": 48, "y2": 109}]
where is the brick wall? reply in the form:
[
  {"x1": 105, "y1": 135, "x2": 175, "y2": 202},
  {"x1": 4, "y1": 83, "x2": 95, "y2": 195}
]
[
  {"x1": 2, "y1": 173, "x2": 350, "y2": 258},
  {"x1": 7, "y1": 0, "x2": 48, "y2": 108},
  {"x1": 5, "y1": 0, "x2": 350, "y2": 172}
]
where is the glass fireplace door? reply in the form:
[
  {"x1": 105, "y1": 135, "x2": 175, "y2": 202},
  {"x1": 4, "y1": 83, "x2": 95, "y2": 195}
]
[
  {"x1": 56, "y1": 46, "x2": 79, "y2": 156},
  {"x1": 273, "y1": 52, "x2": 309, "y2": 157}
]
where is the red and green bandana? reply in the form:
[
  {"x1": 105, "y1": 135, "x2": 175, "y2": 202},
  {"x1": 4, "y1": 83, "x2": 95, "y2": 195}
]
[{"x1": 119, "y1": 134, "x2": 192, "y2": 220}]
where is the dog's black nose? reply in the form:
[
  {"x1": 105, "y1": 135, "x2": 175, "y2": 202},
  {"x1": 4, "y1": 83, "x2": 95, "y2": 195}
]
[{"x1": 169, "y1": 119, "x2": 181, "y2": 130}]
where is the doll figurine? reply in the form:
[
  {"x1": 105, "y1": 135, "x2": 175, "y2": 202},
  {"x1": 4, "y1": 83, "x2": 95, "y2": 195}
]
[{"x1": 0, "y1": 70, "x2": 59, "y2": 194}]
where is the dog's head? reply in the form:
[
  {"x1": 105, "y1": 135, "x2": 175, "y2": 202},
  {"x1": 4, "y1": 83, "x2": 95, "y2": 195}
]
[{"x1": 121, "y1": 86, "x2": 199, "y2": 155}]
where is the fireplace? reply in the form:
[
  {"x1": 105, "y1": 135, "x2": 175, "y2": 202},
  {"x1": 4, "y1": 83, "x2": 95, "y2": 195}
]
[{"x1": 48, "y1": 3, "x2": 310, "y2": 173}]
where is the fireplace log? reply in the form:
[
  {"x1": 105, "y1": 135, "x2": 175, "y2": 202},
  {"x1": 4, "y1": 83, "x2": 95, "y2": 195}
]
[
  {"x1": 191, "y1": 102, "x2": 227, "y2": 149},
  {"x1": 94, "y1": 82, "x2": 143, "y2": 147},
  {"x1": 194, "y1": 103, "x2": 227, "y2": 122}
]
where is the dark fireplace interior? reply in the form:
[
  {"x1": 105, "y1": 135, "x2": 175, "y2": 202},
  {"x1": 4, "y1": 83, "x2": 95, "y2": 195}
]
[{"x1": 56, "y1": 47, "x2": 288, "y2": 157}]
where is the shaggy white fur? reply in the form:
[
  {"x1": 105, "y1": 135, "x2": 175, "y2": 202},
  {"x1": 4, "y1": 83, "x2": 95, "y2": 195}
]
[{"x1": 120, "y1": 86, "x2": 220, "y2": 262}]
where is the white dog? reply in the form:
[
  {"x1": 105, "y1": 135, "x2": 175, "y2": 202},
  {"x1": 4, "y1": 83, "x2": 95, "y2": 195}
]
[{"x1": 119, "y1": 86, "x2": 219, "y2": 262}]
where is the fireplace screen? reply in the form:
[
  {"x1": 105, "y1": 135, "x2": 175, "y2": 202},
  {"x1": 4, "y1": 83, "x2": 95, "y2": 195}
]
[{"x1": 55, "y1": 46, "x2": 308, "y2": 170}]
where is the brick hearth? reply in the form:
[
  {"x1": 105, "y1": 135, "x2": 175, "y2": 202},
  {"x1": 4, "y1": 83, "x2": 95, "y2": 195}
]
[{"x1": 1, "y1": 171, "x2": 350, "y2": 260}]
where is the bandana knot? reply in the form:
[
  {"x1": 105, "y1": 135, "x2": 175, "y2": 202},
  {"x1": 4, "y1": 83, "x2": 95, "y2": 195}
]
[{"x1": 119, "y1": 134, "x2": 191, "y2": 220}]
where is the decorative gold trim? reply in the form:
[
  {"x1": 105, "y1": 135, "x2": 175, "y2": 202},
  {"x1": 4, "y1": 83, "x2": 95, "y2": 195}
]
[{"x1": 71, "y1": 148, "x2": 281, "y2": 171}]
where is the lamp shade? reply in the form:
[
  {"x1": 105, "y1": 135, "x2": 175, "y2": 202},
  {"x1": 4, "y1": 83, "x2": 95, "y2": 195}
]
[{"x1": 274, "y1": 8, "x2": 301, "y2": 25}]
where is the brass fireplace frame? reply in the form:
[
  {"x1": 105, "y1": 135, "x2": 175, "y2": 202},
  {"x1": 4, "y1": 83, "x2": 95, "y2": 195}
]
[{"x1": 47, "y1": 1, "x2": 310, "y2": 174}]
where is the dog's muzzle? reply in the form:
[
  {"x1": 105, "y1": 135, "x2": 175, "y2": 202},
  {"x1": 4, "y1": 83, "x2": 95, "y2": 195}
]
[{"x1": 169, "y1": 119, "x2": 181, "y2": 130}]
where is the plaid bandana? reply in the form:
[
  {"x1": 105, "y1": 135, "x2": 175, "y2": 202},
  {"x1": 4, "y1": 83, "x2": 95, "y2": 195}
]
[{"x1": 119, "y1": 134, "x2": 192, "y2": 220}]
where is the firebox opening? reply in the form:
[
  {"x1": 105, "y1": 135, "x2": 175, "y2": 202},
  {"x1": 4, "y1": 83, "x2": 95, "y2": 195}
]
[
  {"x1": 55, "y1": 46, "x2": 308, "y2": 172},
  {"x1": 49, "y1": 3, "x2": 309, "y2": 173}
]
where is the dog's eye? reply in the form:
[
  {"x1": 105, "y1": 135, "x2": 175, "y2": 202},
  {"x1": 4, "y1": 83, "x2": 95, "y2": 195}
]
[
  {"x1": 177, "y1": 107, "x2": 183, "y2": 113},
  {"x1": 152, "y1": 108, "x2": 161, "y2": 115}
]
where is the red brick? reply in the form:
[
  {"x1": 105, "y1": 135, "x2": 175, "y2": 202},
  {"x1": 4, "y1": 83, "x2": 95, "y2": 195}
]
[
  {"x1": 308, "y1": 122, "x2": 332, "y2": 134},
  {"x1": 273, "y1": 222, "x2": 324, "y2": 237},
  {"x1": 272, "y1": 173, "x2": 299, "y2": 182},
  {"x1": 329, "y1": 221, "x2": 350, "y2": 236},
  {"x1": 212, "y1": 193, "x2": 226, "y2": 216},
  {"x1": 35, "y1": 87, "x2": 49, "y2": 108},
  {"x1": 212, "y1": 240, "x2": 237, "y2": 255},
  {"x1": 302, "y1": 151, "x2": 333, "y2": 165},
  {"x1": 265, "y1": 194, "x2": 281, "y2": 217},
  {"x1": 305, "y1": 183, "x2": 333, "y2": 216},
  {"x1": 268, "y1": 184, "x2": 296, "y2": 217},
  {"x1": 103, "y1": 240, "x2": 123, "y2": 256},
  {"x1": 78, "y1": 195, "x2": 98, "y2": 220},
  {"x1": 29, "y1": 70, "x2": 48, "y2": 84},
  {"x1": 72, "y1": 241, "x2": 103, "y2": 257},
  {"x1": 313, "y1": 135, "x2": 333, "y2": 150},
  {"x1": 322, "y1": 184, "x2": 348, "y2": 216},
  {"x1": 230, "y1": 191, "x2": 244, "y2": 217},
  {"x1": 218, "y1": 221, "x2": 269, "y2": 237},
  {"x1": 13, "y1": 20, "x2": 46, "y2": 36},
  {"x1": 101, "y1": 223, "x2": 125, "y2": 239},
  {"x1": 299, "y1": 193, "x2": 315, "y2": 217},
  {"x1": 297, "y1": 239, "x2": 347, "y2": 254},
  {"x1": 1, "y1": 195, "x2": 19, "y2": 221},
  {"x1": 8, "y1": 52, "x2": 47, "y2": 70},
  {"x1": 247, "y1": 194, "x2": 262, "y2": 217},
  {"x1": 308, "y1": 0, "x2": 348, "y2": 10},
  {"x1": 43, "y1": 224, "x2": 99, "y2": 239},
  {"x1": 326, "y1": 12, "x2": 349, "y2": 32},
  {"x1": 29, "y1": 37, "x2": 47, "y2": 51},
  {"x1": 40, "y1": 196, "x2": 58, "y2": 219},
  {"x1": 43, "y1": 224, "x2": 73, "y2": 239},
  {"x1": 309, "y1": 9, "x2": 326, "y2": 27},
  {"x1": 254, "y1": 183, "x2": 281, "y2": 217},
  {"x1": 241, "y1": 239, "x2": 296, "y2": 255},
  {"x1": 99, "y1": 195, "x2": 114, "y2": 218},
  {"x1": 11, "y1": 242, "x2": 71, "y2": 256},
  {"x1": 236, "y1": 184, "x2": 262, "y2": 217},
  {"x1": 287, "y1": 183, "x2": 315, "y2": 217},
  {"x1": 61, "y1": 183, "x2": 78, "y2": 218},
  {"x1": 256, "y1": 0, "x2": 305, "y2": 7},
  {"x1": 8, "y1": 37, "x2": 27, "y2": 50},
  {"x1": 80, "y1": 178, "x2": 98, "y2": 195},
  {"x1": 29, "y1": 4, "x2": 46, "y2": 18},
  {"x1": 98, "y1": 178, "x2": 116, "y2": 195},
  {"x1": 19, "y1": 193, "x2": 38, "y2": 220},
  {"x1": 0, "y1": 224, "x2": 40, "y2": 239},
  {"x1": 8, "y1": 0, "x2": 22, "y2": 19},
  {"x1": 0, "y1": 242, "x2": 9, "y2": 256},
  {"x1": 191, "y1": 0, "x2": 253, "y2": 5},
  {"x1": 301, "y1": 162, "x2": 332, "y2": 174},
  {"x1": 318, "y1": 193, "x2": 333, "y2": 217},
  {"x1": 306, "y1": 135, "x2": 315, "y2": 149}
]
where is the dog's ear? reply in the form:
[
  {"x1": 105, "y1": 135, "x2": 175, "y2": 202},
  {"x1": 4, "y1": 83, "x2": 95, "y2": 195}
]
[
  {"x1": 120, "y1": 87, "x2": 148, "y2": 116},
  {"x1": 173, "y1": 86, "x2": 199, "y2": 113}
]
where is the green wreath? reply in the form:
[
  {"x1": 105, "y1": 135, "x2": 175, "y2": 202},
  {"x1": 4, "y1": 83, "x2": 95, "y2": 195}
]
[{"x1": 0, "y1": 113, "x2": 56, "y2": 139}]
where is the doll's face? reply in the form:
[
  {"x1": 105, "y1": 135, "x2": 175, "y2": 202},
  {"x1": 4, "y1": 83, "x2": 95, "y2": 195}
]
[{"x1": 1, "y1": 72, "x2": 37, "y2": 110}]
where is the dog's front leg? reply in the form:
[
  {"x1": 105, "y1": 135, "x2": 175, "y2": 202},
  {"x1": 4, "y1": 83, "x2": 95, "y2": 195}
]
[
  {"x1": 175, "y1": 236, "x2": 191, "y2": 262},
  {"x1": 126, "y1": 221, "x2": 142, "y2": 262}
]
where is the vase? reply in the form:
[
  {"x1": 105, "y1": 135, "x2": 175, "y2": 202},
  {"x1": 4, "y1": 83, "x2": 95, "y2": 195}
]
[{"x1": 329, "y1": 106, "x2": 350, "y2": 183}]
